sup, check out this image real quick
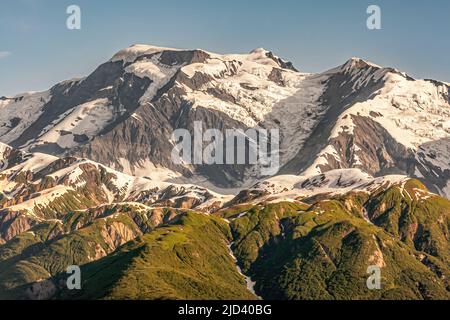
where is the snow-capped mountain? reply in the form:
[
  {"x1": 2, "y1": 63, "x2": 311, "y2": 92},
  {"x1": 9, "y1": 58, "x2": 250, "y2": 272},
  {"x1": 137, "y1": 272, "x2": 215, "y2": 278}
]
[
  {"x1": 0, "y1": 45, "x2": 312, "y2": 187},
  {"x1": 1, "y1": 44, "x2": 449, "y2": 198},
  {"x1": 281, "y1": 58, "x2": 450, "y2": 198}
]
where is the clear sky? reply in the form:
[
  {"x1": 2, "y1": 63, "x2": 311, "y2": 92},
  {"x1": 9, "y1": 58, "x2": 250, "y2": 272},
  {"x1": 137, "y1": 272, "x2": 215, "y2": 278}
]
[{"x1": 1, "y1": 0, "x2": 449, "y2": 96}]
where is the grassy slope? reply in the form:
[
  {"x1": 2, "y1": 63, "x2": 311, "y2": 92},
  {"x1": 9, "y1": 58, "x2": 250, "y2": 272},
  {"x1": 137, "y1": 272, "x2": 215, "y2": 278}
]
[
  {"x1": 0, "y1": 179, "x2": 448, "y2": 300},
  {"x1": 221, "y1": 182, "x2": 450, "y2": 300},
  {"x1": 0, "y1": 213, "x2": 143, "y2": 298},
  {"x1": 60, "y1": 212, "x2": 257, "y2": 300},
  {"x1": 0, "y1": 203, "x2": 192, "y2": 298}
]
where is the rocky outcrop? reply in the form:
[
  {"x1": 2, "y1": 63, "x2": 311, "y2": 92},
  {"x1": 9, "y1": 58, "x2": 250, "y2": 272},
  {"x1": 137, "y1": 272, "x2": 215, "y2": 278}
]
[
  {"x1": 101, "y1": 221, "x2": 142, "y2": 253},
  {"x1": 0, "y1": 211, "x2": 38, "y2": 242}
]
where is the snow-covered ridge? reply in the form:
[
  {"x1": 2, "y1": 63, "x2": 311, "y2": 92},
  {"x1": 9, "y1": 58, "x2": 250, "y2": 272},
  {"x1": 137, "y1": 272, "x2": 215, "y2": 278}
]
[
  {"x1": 0, "y1": 143, "x2": 231, "y2": 215},
  {"x1": 246, "y1": 168, "x2": 413, "y2": 201},
  {"x1": 328, "y1": 72, "x2": 450, "y2": 150},
  {"x1": 111, "y1": 44, "x2": 295, "y2": 69},
  {"x1": 111, "y1": 44, "x2": 309, "y2": 129},
  {"x1": 111, "y1": 44, "x2": 182, "y2": 63},
  {"x1": 28, "y1": 98, "x2": 114, "y2": 150},
  {"x1": 0, "y1": 90, "x2": 52, "y2": 144}
]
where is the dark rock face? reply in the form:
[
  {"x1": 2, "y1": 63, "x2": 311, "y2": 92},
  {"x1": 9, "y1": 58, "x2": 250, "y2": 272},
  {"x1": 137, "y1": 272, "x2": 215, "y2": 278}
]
[
  {"x1": 414, "y1": 138, "x2": 450, "y2": 196},
  {"x1": 265, "y1": 51, "x2": 298, "y2": 72},
  {"x1": 71, "y1": 76, "x2": 253, "y2": 186},
  {"x1": 0, "y1": 144, "x2": 27, "y2": 170},
  {"x1": 9, "y1": 118, "x2": 21, "y2": 129},
  {"x1": 29, "y1": 143, "x2": 67, "y2": 155},
  {"x1": 158, "y1": 49, "x2": 211, "y2": 66},
  {"x1": 226, "y1": 189, "x2": 270, "y2": 207},
  {"x1": 268, "y1": 68, "x2": 287, "y2": 86},
  {"x1": 317, "y1": 115, "x2": 414, "y2": 175},
  {"x1": 0, "y1": 211, "x2": 39, "y2": 242}
]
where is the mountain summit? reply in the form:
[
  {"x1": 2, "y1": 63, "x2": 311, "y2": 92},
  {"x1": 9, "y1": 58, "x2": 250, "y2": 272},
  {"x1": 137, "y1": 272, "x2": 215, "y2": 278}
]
[{"x1": 1, "y1": 44, "x2": 449, "y2": 197}]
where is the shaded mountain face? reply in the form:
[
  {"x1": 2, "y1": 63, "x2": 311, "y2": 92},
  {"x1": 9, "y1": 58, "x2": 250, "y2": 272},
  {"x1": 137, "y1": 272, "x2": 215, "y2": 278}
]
[{"x1": 0, "y1": 44, "x2": 449, "y2": 300}]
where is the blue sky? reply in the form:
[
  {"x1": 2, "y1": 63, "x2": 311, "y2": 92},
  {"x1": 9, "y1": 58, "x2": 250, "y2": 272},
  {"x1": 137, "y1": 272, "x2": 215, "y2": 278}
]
[{"x1": 1, "y1": 0, "x2": 449, "y2": 96}]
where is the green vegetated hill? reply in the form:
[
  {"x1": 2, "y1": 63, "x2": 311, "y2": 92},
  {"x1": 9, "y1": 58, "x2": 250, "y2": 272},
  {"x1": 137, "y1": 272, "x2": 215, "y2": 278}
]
[
  {"x1": 219, "y1": 179, "x2": 450, "y2": 300},
  {"x1": 59, "y1": 212, "x2": 256, "y2": 300},
  {"x1": 0, "y1": 207, "x2": 256, "y2": 300},
  {"x1": 0, "y1": 204, "x2": 184, "y2": 299},
  {"x1": 0, "y1": 179, "x2": 449, "y2": 300}
]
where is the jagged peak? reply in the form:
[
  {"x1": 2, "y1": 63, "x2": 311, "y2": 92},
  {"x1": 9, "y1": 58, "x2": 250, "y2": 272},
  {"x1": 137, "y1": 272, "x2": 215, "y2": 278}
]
[
  {"x1": 341, "y1": 57, "x2": 382, "y2": 72},
  {"x1": 250, "y1": 47, "x2": 270, "y2": 54},
  {"x1": 334, "y1": 57, "x2": 417, "y2": 83},
  {"x1": 251, "y1": 48, "x2": 298, "y2": 72},
  {"x1": 425, "y1": 78, "x2": 450, "y2": 88}
]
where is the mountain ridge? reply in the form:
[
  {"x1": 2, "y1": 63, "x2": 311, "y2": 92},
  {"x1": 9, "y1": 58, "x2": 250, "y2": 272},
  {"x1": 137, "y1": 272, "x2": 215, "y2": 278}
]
[{"x1": 1, "y1": 44, "x2": 449, "y2": 197}]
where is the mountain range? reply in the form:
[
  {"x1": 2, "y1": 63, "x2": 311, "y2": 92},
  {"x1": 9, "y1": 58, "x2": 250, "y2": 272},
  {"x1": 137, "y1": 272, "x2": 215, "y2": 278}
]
[{"x1": 0, "y1": 44, "x2": 449, "y2": 300}]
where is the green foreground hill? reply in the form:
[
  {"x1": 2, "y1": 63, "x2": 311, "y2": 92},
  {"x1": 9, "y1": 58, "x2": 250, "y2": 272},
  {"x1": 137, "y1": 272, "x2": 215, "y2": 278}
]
[{"x1": 0, "y1": 179, "x2": 449, "y2": 300}]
